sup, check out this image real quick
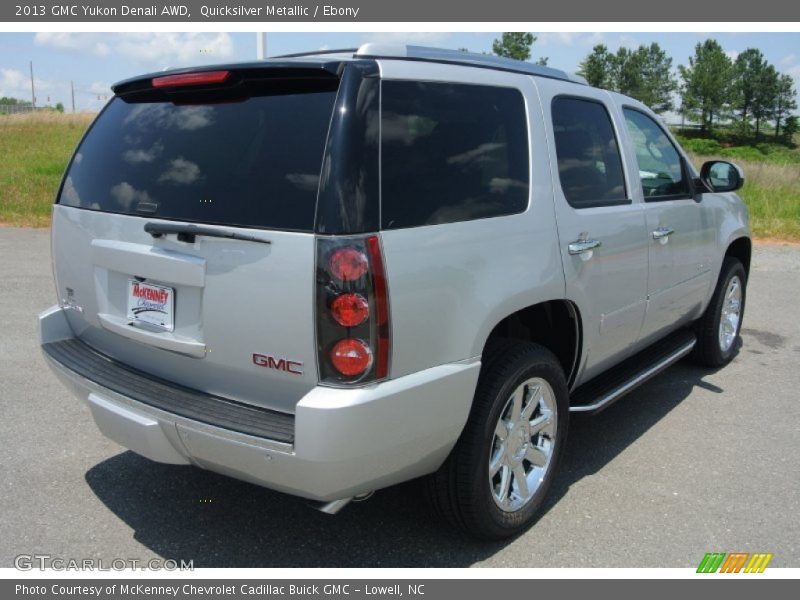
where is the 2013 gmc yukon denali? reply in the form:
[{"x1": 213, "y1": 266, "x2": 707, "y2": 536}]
[{"x1": 40, "y1": 44, "x2": 751, "y2": 539}]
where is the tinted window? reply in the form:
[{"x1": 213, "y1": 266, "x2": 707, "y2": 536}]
[
  {"x1": 58, "y1": 84, "x2": 337, "y2": 231},
  {"x1": 552, "y1": 97, "x2": 627, "y2": 208},
  {"x1": 380, "y1": 81, "x2": 529, "y2": 229},
  {"x1": 623, "y1": 108, "x2": 690, "y2": 200}
]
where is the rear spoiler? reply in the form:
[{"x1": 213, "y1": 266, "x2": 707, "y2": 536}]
[{"x1": 111, "y1": 60, "x2": 346, "y2": 100}]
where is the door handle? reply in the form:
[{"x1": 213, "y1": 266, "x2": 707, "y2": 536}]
[
  {"x1": 568, "y1": 239, "x2": 602, "y2": 256},
  {"x1": 652, "y1": 227, "x2": 675, "y2": 240}
]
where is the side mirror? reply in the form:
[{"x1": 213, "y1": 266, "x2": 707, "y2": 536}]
[{"x1": 699, "y1": 160, "x2": 744, "y2": 193}]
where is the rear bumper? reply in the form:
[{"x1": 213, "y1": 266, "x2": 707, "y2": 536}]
[{"x1": 40, "y1": 306, "x2": 481, "y2": 501}]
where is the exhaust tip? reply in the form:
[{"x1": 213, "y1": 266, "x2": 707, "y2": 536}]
[{"x1": 309, "y1": 497, "x2": 353, "y2": 515}]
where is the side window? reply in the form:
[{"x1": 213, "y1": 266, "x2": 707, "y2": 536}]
[
  {"x1": 623, "y1": 108, "x2": 691, "y2": 200},
  {"x1": 380, "y1": 81, "x2": 529, "y2": 230},
  {"x1": 551, "y1": 97, "x2": 628, "y2": 208}
]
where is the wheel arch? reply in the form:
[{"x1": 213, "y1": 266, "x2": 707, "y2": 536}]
[
  {"x1": 480, "y1": 299, "x2": 583, "y2": 388},
  {"x1": 725, "y1": 236, "x2": 752, "y2": 278}
]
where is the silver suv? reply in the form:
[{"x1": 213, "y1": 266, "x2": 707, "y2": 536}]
[{"x1": 40, "y1": 44, "x2": 750, "y2": 539}]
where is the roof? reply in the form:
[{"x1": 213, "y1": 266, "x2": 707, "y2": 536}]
[
  {"x1": 112, "y1": 44, "x2": 587, "y2": 92},
  {"x1": 275, "y1": 44, "x2": 587, "y2": 84}
]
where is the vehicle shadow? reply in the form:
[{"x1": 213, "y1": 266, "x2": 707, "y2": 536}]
[{"x1": 84, "y1": 360, "x2": 724, "y2": 568}]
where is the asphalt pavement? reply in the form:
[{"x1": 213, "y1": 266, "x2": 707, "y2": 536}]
[{"x1": 1, "y1": 227, "x2": 798, "y2": 568}]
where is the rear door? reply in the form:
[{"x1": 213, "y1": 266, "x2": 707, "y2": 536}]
[
  {"x1": 52, "y1": 68, "x2": 340, "y2": 413},
  {"x1": 618, "y1": 105, "x2": 716, "y2": 342},
  {"x1": 535, "y1": 80, "x2": 650, "y2": 382}
]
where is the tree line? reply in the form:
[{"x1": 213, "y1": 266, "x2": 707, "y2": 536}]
[
  {"x1": 488, "y1": 34, "x2": 797, "y2": 143},
  {"x1": 576, "y1": 39, "x2": 797, "y2": 141}
]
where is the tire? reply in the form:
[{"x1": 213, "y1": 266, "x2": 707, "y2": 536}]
[
  {"x1": 692, "y1": 257, "x2": 747, "y2": 368},
  {"x1": 426, "y1": 340, "x2": 569, "y2": 540}
]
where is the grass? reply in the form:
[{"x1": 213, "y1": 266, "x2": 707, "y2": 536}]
[
  {"x1": 1, "y1": 112, "x2": 799, "y2": 241},
  {"x1": 687, "y1": 153, "x2": 800, "y2": 241},
  {"x1": 676, "y1": 134, "x2": 800, "y2": 166},
  {"x1": 0, "y1": 112, "x2": 94, "y2": 227}
]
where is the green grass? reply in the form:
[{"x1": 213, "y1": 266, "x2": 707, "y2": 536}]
[
  {"x1": 0, "y1": 112, "x2": 94, "y2": 227},
  {"x1": 1, "y1": 113, "x2": 798, "y2": 241},
  {"x1": 676, "y1": 135, "x2": 800, "y2": 166},
  {"x1": 688, "y1": 153, "x2": 800, "y2": 241}
]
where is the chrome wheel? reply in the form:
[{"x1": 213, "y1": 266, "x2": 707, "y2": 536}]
[
  {"x1": 489, "y1": 377, "x2": 557, "y2": 512},
  {"x1": 718, "y1": 275, "x2": 742, "y2": 353}
]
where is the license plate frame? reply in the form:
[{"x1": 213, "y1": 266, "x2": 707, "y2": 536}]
[{"x1": 126, "y1": 280, "x2": 175, "y2": 332}]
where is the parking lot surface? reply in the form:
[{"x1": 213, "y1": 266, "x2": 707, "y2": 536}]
[{"x1": 1, "y1": 227, "x2": 798, "y2": 567}]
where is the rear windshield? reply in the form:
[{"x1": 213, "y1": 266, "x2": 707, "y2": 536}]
[{"x1": 58, "y1": 83, "x2": 338, "y2": 232}]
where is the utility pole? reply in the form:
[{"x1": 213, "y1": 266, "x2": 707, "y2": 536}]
[
  {"x1": 70, "y1": 80, "x2": 75, "y2": 113},
  {"x1": 29, "y1": 61, "x2": 36, "y2": 108},
  {"x1": 257, "y1": 33, "x2": 267, "y2": 59}
]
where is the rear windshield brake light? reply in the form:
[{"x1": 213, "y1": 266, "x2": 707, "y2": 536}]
[{"x1": 152, "y1": 70, "x2": 231, "y2": 88}]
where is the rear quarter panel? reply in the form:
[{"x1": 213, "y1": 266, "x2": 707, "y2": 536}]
[{"x1": 376, "y1": 61, "x2": 564, "y2": 378}]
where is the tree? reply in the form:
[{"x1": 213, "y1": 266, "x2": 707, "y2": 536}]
[
  {"x1": 492, "y1": 32, "x2": 548, "y2": 66},
  {"x1": 731, "y1": 48, "x2": 767, "y2": 135},
  {"x1": 679, "y1": 39, "x2": 733, "y2": 134},
  {"x1": 578, "y1": 43, "x2": 676, "y2": 113},
  {"x1": 0, "y1": 97, "x2": 31, "y2": 106},
  {"x1": 751, "y1": 63, "x2": 778, "y2": 138},
  {"x1": 578, "y1": 44, "x2": 615, "y2": 88},
  {"x1": 773, "y1": 74, "x2": 798, "y2": 140},
  {"x1": 55, "y1": 102, "x2": 64, "y2": 113},
  {"x1": 783, "y1": 115, "x2": 799, "y2": 143},
  {"x1": 628, "y1": 43, "x2": 677, "y2": 113}
]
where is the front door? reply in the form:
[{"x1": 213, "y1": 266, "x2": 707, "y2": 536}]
[{"x1": 618, "y1": 107, "x2": 716, "y2": 343}]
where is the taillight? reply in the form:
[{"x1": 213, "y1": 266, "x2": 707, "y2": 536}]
[
  {"x1": 329, "y1": 248, "x2": 369, "y2": 282},
  {"x1": 152, "y1": 70, "x2": 231, "y2": 88},
  {"x1": 316, "y1": 235, "x2": 391, "y2": 384},
  {"x1": 330, "y1": 293, "x2": 370, "y2": 327},
  {"x1": 330, "y1": 339, "x2": 373, "y2": 376}
]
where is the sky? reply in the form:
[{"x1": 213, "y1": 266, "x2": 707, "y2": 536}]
[{"x1": 1, "y1": 32, "x2": 798, "y2": 113}]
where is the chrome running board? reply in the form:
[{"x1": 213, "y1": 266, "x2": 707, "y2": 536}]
[{"x1": 570, "y1": 331, "x2": 697, "y2": 415}]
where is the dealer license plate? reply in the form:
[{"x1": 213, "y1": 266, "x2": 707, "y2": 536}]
[{"x1": 126, "y1": 280, "x2": 174, "y2": 331}]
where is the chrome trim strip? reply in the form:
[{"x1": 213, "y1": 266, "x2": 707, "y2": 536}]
[{"x1": 569, "y1": 337, "x2": 696, "y2": 414}]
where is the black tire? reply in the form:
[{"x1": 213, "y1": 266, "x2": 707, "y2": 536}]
[
  {"x1": 692, "y1": 257, "x2": 747, "y2": 368},
  {"x1": 426, "y1": 340, "x2": 569, "y2": 540}
]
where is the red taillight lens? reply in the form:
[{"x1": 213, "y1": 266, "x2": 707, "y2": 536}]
[
  {"x1": 331, "y1": 293, "x2": 370, "y2": 327},
  {"x1": 317, "y1": 235, "x2": 390, "y2": 385},
  {"x1": 329, "y1": 247, "x2": 369, "y2": 282},
  {"x1": 330, "y1": 339, "x2": 373, "y2": 377},
  {"x1": 366, "y1": 236, "x2": 390, "y2": 379},
  {"x1": 152, "y1": 70, "x2": 231, "y2": 88}
]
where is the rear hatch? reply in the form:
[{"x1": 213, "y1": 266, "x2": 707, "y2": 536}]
[{"x1": 51, "y1": 65, "x2": 341, "y2": 413}]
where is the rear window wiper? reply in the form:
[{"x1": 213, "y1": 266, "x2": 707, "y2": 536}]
[{"x1": 144, "y1": 222, "x2": 271, "y2": 245}]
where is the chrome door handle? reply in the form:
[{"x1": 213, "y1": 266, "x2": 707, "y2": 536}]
[
  {"x1": 568, "y1": 239, "x2": 602, "y2": 255},
  {"x1": 652, "y1": 227, "x2": 675, "y2": 240}
]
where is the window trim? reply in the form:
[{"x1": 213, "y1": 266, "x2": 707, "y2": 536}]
[
  {"x1": 550, "y1": 94, "x2": 631, "y2": 210},
  {"x1": 622, "y1": 105, "x2": 695, "y2": 203},
  {"x1": 378, "y1": 78, "x2": 532, "y2": 231}
]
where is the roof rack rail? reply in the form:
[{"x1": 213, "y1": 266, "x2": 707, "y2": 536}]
[
  {"x1": 354, "y1": 44, "x2": 584, "y2": 84},
  {"x1": 272, "y1": 48, "x2": 358, "y2": 59}
]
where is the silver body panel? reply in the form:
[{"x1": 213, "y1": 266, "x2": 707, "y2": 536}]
[
  {"x1": 43, "y1": 51, "x2": 750, "y2": 501},
  {"x1": 51, "y1": 206, "x2": 318, "y2": 413}
]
